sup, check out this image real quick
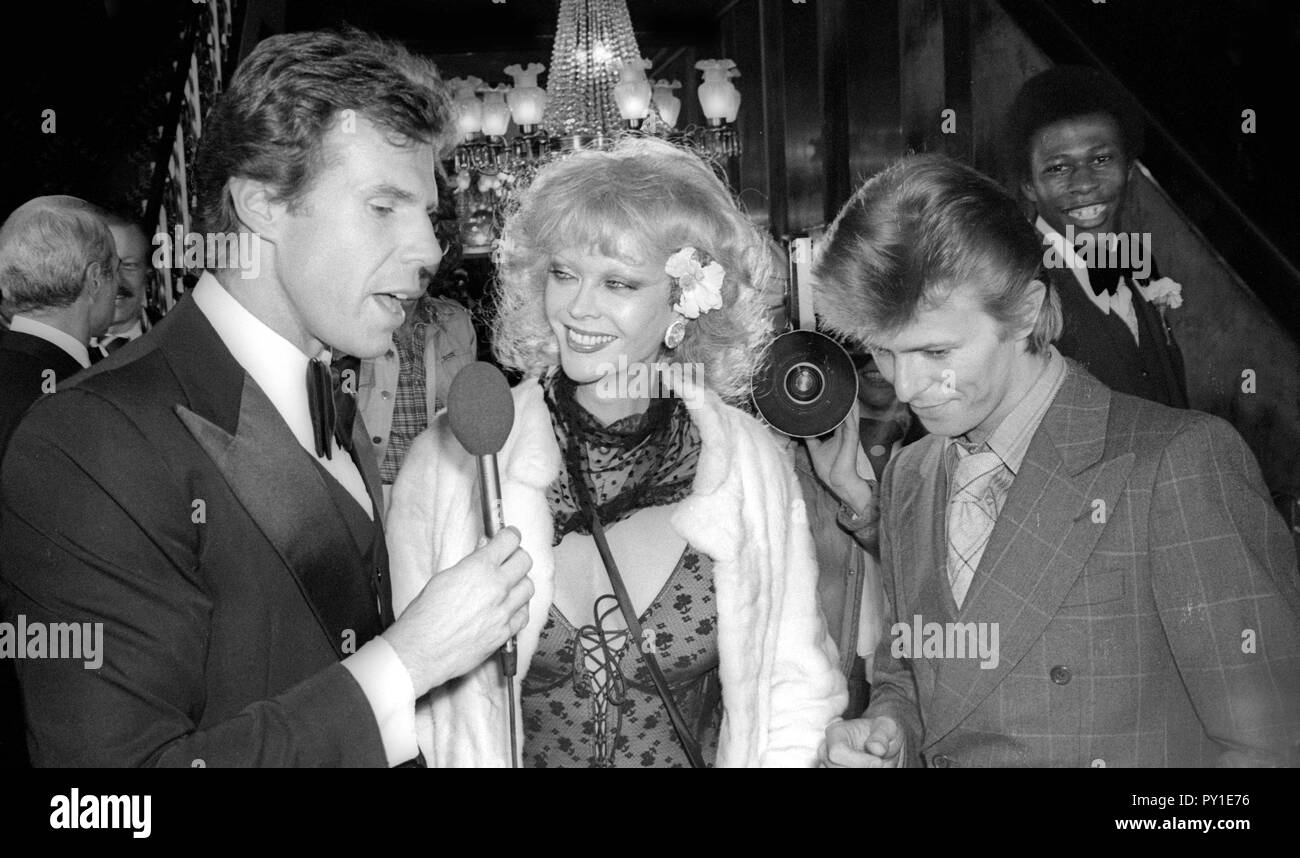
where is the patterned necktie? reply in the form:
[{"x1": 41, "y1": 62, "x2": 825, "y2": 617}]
[
  {"x1": 306, "y1": 354, "x2": 360, "y2": 460},
  {"x1": 946, "y1": 444, "x2": 1007, "y2": 608}
]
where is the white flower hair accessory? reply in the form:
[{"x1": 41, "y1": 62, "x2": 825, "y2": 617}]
[
  {"x1": 666, "y1": 246, "x2": 725, "y2": 319},
  {"x1": 1135, "y1": 276, "x2": 1183, "y2": 310}
]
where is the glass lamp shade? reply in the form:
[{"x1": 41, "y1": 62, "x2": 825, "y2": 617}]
[
  {"x1": 656, "y1": 93, "x2": 681, "y2": 127},
  {"x1": 455, "y1": 99, "x2": 483, "y2": 136},
  {"x1": 652, "y1": 79, "x2": 682, "y2": 128},
  {"x1": 448, "y1": 76, "x2": 485, "y2": 137},
  {"x1": 614, "y1": 79, "x2": 652, "y2": 120},
  {"x1": 507, "y1": 86, "x2": 547, "y2": 127},
  {"x1": 695, "y1": 59, "x2": 738, "y2": 121},
  {"x1": 697, "y1": 81, "x2": 732, "y2": 121},
  {"x1": 504, "y1": 63, "x2": 548, "y2": 128},
  {"x1": 613, "y1": 58, "x2": 653, "y2": 121},
  {"x1": 480, "y1": 86, "x2": 512, "y2": 137},
  {"x1": 724, "y1": 86, "x2": 741, "y2": 123}
]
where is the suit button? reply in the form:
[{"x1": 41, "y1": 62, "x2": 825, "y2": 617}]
[
  {"x1": 372, "y1": 436, "x2": 383, "y2": 444},
  {"x1": 930, "y1": 754, "x2": 954, "y2": 768},
  {"x1": 381, "y1": 390, "x2": 391, "y2": 400},
  {"x1": 1050, "y1": 665, "x2": 1072, "y2": 685},
  {"x1": 1091, "y1": 758, "x2": 1106, "y2": 768}
]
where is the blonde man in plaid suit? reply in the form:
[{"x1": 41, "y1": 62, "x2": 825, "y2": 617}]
[{"x1": 811, "y1": 154, "x2": 1300, "y2": 767}]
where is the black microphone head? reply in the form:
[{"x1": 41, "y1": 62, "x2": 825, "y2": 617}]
[{"x1": 447, "y1": 361, "x2": 515, "y2": 456}]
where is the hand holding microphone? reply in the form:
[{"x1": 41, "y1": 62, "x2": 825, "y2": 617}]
[
  {"x1": 383, "y1": 527, "x2": 533, "y2": 696},
  {"x1": 382, "y1": 362, "x2": 533, "y2": 699},
  {"x1": 448, "y1": 362, "x2": 521, "y2": 678},
  {"x1": 448, "y1": 362, "x2": 527, "y2": 765}
]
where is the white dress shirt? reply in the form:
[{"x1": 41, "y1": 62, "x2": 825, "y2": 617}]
[
  {"x1": 91, "y1": 318, "x2": 145, "y2": 355},
  {"x1": 191, "y1": 272, "x2": 418, "y2": 766},
  {"x1": 1036, "y1": 216, "x2": 1140, "y2": 344},
  {"x1": 8, "y1": 315, "x2": 91, "y2": 369}
]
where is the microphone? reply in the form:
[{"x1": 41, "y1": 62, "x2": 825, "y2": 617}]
[
  {"x1": 448, "y1": 361, "x2": 515, "y2": 543},
  {"x1": 446, "y1": 362, "x2": 521, "y2": 766}
]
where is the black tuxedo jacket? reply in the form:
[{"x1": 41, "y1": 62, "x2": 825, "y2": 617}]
[
  {"x1": 1048, "y1": 261, "x2": 1189, "y2": 409},
  {"x1": 0, "y1": 330, "x2": 83, "y2": 459},
  {"x1": 0, "y1": 298, "x2": 397, "y2": 767},
  {"x1": 0, "y1": 329, "x2": 84, "y2": 768}
]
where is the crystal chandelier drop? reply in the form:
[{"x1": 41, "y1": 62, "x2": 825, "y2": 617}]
[
  {"x1": 446, "y1": 0, "x2": 742, "y2": 251},
  {"x1": 543, "y1": 0, "x2": 653, "y2": 142}
]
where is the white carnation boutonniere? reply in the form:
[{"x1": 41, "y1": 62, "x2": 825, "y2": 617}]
[
  {"x1": 1135, "y1": 276, "x2": 1183, "y2": 345},
  {"x1": 666, "y1": 246, "x2": 725, "y2": 319},
  {"x1": 1136, "y1": 276, "x2": 1183, "y2": 311}
]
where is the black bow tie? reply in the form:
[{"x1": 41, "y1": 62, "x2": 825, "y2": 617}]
[
  {"x1": 1087, "y1": 263, "x2": 1129, "y2": 298},
  {"x1": 307, "y1": 353, "x2": 360, "y2": 459}
]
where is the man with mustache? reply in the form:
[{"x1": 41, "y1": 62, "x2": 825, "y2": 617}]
[
  {"x1": 1005, "y1": 66, "x2": 1188, "y2": 408},
  {"x1": 88, "y1": 212, "x2": 163, "y2": 363},
  {"x1": 814, "y1": 154, "x2": 1299, "y2": 767}
]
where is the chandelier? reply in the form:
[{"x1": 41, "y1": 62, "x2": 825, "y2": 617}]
[{"x1": 447, "y1": 0, "x2": 743, "y2": 251}]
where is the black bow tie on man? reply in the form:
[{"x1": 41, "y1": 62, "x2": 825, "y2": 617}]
[
  {"x1": 1087, "y1": 262, "x2": 1137, "y2": 298},
  {"x1": 307, "y1": 353, "x2": 360, "y2": 459}
]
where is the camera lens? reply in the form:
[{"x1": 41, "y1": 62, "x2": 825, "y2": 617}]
[{"x1": 785, "y1": 362, "x2": 824, "y2": 403}]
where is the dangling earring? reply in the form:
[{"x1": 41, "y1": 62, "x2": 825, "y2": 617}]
[{"x1": 663, "y1": 318, "x2": 687, "y2": 350}]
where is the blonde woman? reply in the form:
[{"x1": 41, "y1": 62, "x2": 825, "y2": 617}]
[{"x1": 388, "y1": 138, "x2": 845, "y2": 767}]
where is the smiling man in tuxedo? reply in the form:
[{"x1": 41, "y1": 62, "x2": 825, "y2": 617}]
[
  {"x1": 0, "y1": 29, "x2": 533, "y2": 767},
  {"x1": 814, "y1": 155, "x2": 1299, "y2": 767},
  {"x1": 1005, "y1": 66, "x2": 1188, "y2": 408}
]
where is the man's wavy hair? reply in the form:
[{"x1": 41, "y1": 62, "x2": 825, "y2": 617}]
[
  {"x1": 196, "y1": 28, "x2": 452, "y2": 237},
  {"x1": 492, "y1": 136, "x2": 777, "y2": 404},
  {"x1": 814, "y1": 154, "x2": 1060, "y2": 354},
  {"x1": 0, "y1": 196, "x2": 116, "y2": 315}
]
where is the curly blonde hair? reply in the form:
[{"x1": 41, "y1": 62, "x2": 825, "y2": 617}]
[{"x1": 491, "y1": 137, "x2": 778, "y2": 404}]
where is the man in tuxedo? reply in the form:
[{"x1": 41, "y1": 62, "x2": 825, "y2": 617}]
[
  {"x1": 0, "y1": 195, "x2": 118, "y2": 456},
  {"x1": 814, "y1": 155, "x2": 1300, "y2": 767},
  {"x1": 89, "y1": 212, "x2": 163, "y2": 363},
  {"x1": 0, "y1": 194, "x2": 119, "y2": 768},
  {"x1": 1004, "y1": 66, "x2": 1188, "y2": 408},
  {"x1": 0, "y1": 29, "x2": 534, "y2": 767}
]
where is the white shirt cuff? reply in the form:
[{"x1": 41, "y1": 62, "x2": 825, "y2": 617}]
[{"x1": 341, "y1": 636, "x2": 419, "y2": 767}]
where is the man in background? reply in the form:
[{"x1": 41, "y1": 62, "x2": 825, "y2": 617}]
[
  {"x1": 0, "y1": 195, "x2": 118, "y2": 456},
  {"x1": 1004, "y1": 65, "x2": 1188, "y2": 408},
  {"x1": 0, "y1": 194, "x2": 119, "y2": 768},
  {"x1": 89, "y1": 211, "x2": 162, "y2": 363}
]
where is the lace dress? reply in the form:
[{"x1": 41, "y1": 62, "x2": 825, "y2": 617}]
[{"x1": 520, "y1": 372, "x2": 723, "y2": 767}]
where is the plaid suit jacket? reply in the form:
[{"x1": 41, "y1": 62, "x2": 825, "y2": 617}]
[{"x1": 866, "y1": 360, "x2": 1300, "y2": 767}]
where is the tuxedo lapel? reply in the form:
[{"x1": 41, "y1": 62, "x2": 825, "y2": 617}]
[
  {"x1": 351, "y1": 417, "x2": 385, "y2": 525},
  {"x1": 160, "y1": 300, "x2": 379, "y2": 657},
  {"x1": 923, "y1": 364, "x2": 1134, "y2": 747}
]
